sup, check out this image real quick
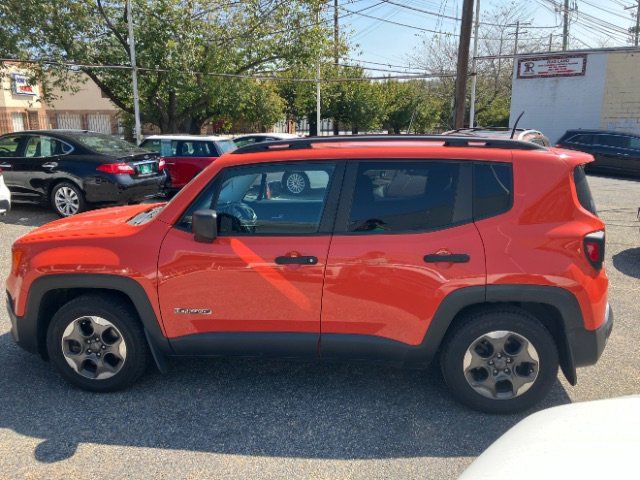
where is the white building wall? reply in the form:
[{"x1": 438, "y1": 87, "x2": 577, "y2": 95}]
[{"x1": 509, "y1": 52, "x2": 608, "y2": 143}]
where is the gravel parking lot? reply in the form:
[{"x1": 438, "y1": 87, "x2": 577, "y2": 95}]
[{"x1": 0, "y1": 174, "x2": 638, "y2": 479}]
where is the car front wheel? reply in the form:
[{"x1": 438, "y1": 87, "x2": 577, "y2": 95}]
[
  {"x1": 46, "y1": 294, "x2": 150, "y2": 392},
  {"x1": 440, "y1": 308, "x2": 559, "y2": 414}
]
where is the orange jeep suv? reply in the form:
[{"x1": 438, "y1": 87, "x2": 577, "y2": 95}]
[{"x1": 6, "y1": 136, "x2": 612, "y2": 413}]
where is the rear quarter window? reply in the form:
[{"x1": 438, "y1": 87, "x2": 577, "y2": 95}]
[
  {"x1": 573, "y1": 165, "x2": 597, "y2": 214},
  {"x1": 473, "y1": 163, "x2": 513, "y2": 220}
]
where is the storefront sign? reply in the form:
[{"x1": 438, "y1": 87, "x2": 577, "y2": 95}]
[
  {"x1": 517, "y1": 55, "x2": 587, "y2": 79},
  {"x1": 11, "y1": 73, "x2": 38, "y2": 96}
]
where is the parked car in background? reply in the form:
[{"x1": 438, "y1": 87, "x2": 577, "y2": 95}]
[
  {"x1": 7, "y1": 135, "x2": 611, "y2": 413},
  {"x1": 233, "y1": 132, "x2": 300, "y2": 148},
  {"x1": 443, "y1": 127, "x2": 551, "y2": 147},
  {"x1": 0, "y1": 130, "x2": 166, "y2": 217},
  {"x1": 140, "y1": 135, "x2": 236, "y2": 193},
  {"x1": 556, "y1": 129, "x2": 640, "y2": 177},
  {"x1": 460, "y1": 396, "x2": 640, "y2": 479},
  {"x1": 0, "y1": 167, "x2": 10, "y2": 214},
  {"x1": 233, "y1": 133, "x2": 316, "y2": 194}
]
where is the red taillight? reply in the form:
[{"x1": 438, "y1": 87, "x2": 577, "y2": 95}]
[
  {"x1": 97, "y1": 162, "x2": 135, "y2": 175},
  {"x1": 584, "y1": 230, "x2": 605, "y2": 270},
  {"x1": 158, "y1": 159, "x2": 166, "y2": 171}
]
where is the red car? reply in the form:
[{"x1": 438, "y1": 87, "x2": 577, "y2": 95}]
[
  {"x1": 140, "y1": 135, "x2": 236, "y2": 192},
  {"x1": 6, "y1": 135, "x2": 611, "y2": 413}
]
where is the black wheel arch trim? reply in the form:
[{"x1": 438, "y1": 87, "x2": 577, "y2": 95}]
[
  {"x1": 13, "y1": 274, "x2": 171, "y2": 362},
  {"x1": 12, "y1": 278, "x2": 604, "y2": 384}
]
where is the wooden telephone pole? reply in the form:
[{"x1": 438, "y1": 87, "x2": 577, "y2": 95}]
[{"x1": 453, "y1": 0, "x2": 475, "y2": 128}]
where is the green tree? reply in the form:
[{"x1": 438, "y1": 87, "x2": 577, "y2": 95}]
[{"x1": 0, "y1": 0, "x2": 333, "y2": 133}]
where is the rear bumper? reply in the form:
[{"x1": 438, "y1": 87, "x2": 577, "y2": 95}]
[
  {"x1": 570, "y1": 303, "x2": 613, "y2": 368},
  {"x1": 84, "y1": 173, "x2": 167, "y2": 204}
]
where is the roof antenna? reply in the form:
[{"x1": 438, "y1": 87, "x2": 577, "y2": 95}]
[{"x1": 511, "y1": 111, "x2": 525, "y2": 139}]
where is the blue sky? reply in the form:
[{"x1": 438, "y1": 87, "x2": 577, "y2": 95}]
[{"x1": 339, "y1": 0, "x2": 638, "y2": 73}]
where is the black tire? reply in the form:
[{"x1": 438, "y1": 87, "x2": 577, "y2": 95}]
[
  {"x1": 46, "y1": 294, "x2": 150, "y2": 392},
  {"x1": 50, "y1": 181, "x2": 86, "y2": 217},
  {"x1": 282, "y1": 171, "x2": 310, "y2": 196},
  {"x1": 440, "y1": 308, "x2": 559, "y2": 414}
]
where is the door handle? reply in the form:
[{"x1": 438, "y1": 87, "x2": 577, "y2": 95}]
[
  {"x1": 0, "y1": 163, "x2": 11, "y2": 169},
  {"x1": 42, "y1": 162, "x2": 58, "y2": 169},
  {"x1": 424, "y1": 253, "x2": 470, "y2": 263},
  {"x1": 275, "y1": 255, "x2": 318, "y2": 265}
]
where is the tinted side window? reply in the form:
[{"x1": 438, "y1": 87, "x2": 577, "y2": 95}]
[
  {"x1": 573, "y1": 165, "x2": 597, "y2": 214},
  {"x1": 348, "y1": 161, "x2": 470, "y2": 233},
  {"x1": 179, "y1": 162, "x2": 336, "y2": 235},
  {"x1": 567, "y1": 134, "x2": 593, "y2": 145},
  {"x1": 0, "y1": 135, "x2": 24, "y2": 157},
  {"x1": 627, "y1": 136, "x2": 640, "y2": 150},
  {"x1": 597, "y1": 135, "x2": 628, "y2": 148},
  {"x1": 473, "y1": 163, "x2": 513, "y2": 220},
  {"x1": 140, "y1": 139, "x2": 161, "y2": 153},
  {"x1": 175, "y1": 141, "x2": 215, "y2": 157},
  {"x1": 24, "y1": 136, "x2": 72, "y2": 158}
]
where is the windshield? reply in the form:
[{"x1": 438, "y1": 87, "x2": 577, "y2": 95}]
[
  {"x1": 68, "y1": 132, "x2": 146, "y2": 155},
  {"x1": 217, "y1": 140, "x2": 237, "y2": 154}
]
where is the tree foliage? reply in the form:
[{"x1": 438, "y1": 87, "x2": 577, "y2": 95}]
[{"x1": 0, "y1": 0, "x2": 334, "y2": 133}]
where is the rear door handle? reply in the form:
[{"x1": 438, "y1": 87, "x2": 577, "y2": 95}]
[
  {"x1": 42, "y1": 162, "x2": 58, "y2": 169},
  {"x1": 424, "y1": 253, "x2": 470, "y2": 263},
  {"x1": 275, "y1": 255, "x2": 318, "y2": 265},
  {"x1": 0, "y1": 163, "x2": 11, "y2": 169}
]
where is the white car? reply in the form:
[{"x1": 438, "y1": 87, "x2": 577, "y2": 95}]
[
  {"x1": 233, "y1": 132, "x2": 300, "y2": 148},
  {"x1": 460, "y1": 396, "x2": 640, "y2": 479},
  {"x1": 0, "y1": 167, "x2": 11, "y2": 214}
]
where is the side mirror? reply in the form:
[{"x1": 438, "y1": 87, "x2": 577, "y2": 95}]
[{"x1": 193, "y1": 209, "x2": 217, "y2": 243}]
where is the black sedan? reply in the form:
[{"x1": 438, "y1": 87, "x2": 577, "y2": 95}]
[{"x1": 0, "y1": 130, "x2": 166, "y2": 216}]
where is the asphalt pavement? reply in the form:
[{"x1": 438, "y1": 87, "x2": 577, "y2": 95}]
[{"x1": 0, "y1": 174, "x2": 638, "y2": 479}]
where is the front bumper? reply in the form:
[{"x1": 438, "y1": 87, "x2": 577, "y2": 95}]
[
  {"x1": 570, "y1": 303, "x2": 613, "y2": 368},
  {"x1": 6, "y1": 292, "x2": 38, "y2": 354}
]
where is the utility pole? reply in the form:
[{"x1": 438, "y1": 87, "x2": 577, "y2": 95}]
[
  {"x1": 624, "y1": 1, "x2": 640, "y2": 46},
  {"x1": 453, "y1": 0, "x2": 474, "y2": 129},
  {"x1": 549, "y1": 33, "x2": 553, "y2": 52},
  {"x1": 562, "y1": 0, "x2": 569, "y2": 51},
  {"x1": 126, "y1": 0, "x2": 141, "y2": 143},
  {"x1": 495, "y1": 30, "x2": 504, "y2": 91},
  {"x1": 334, "y1": 0, "x2": 339, "y2": 64},
  {"x1": 333, "y1": 0, "x2": 340, "y2": 135},
  {"x1": 316, "y1": 5, "x2": 322, "y2": 137},
  {"x1": 468, "y1": 0, "x2": 481, "y2": 128},
  {"x1": 513, "y1": 21, "x2": 520, "y2": 56}
]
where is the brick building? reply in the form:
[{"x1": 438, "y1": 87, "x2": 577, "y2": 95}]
[
  {"x1": 510, "y1": 47, "x2": 640, "y2": 143},
  {"x1": 0, "y1": 64, "x2": 121, "y2": 135}
]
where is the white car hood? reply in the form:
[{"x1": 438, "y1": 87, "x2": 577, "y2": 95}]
[{"x1": 461, "y1": 396, "x2": 640, "y2": 479}]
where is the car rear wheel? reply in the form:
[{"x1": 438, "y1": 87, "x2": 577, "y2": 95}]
[
  {"x1": 51, "y1": 182, "x2": 86, "y2": 217},
  {"x1": 440, "y1": 308, "x2": 559, "y2": 414},
  {"x1": 46, "y1": 294, "x2": 150, "y2": 392}
]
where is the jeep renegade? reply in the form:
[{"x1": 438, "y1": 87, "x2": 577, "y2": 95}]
[{"x1": 6, "y1": 136, "x2": 612, "y2": 413}]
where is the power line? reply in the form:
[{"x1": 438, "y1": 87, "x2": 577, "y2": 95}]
[
  {"x1": 380, "y1": 0, "x2": 561, "y2": 28},
  {"x1": 1, "y1": 57, "x2": 456, "y2": 82}
]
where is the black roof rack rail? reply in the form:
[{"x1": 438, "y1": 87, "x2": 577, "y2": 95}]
[{"x1": 232, "y1": 134, "x2": 546, "y2": 154}]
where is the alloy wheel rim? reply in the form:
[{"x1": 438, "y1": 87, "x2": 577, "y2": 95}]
[
  {"x1": 61, "y1": 316, "x2": 127, "y2": 380},
  {"x1": 54, "y1": 186, "x2": 80, "y2": 216},
  {"x1": 463, "y1": 330, "x2": 540, "y2": 400},
  {"x1": 285, "y1": 173, "x2": 306, "y2": 194}
]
